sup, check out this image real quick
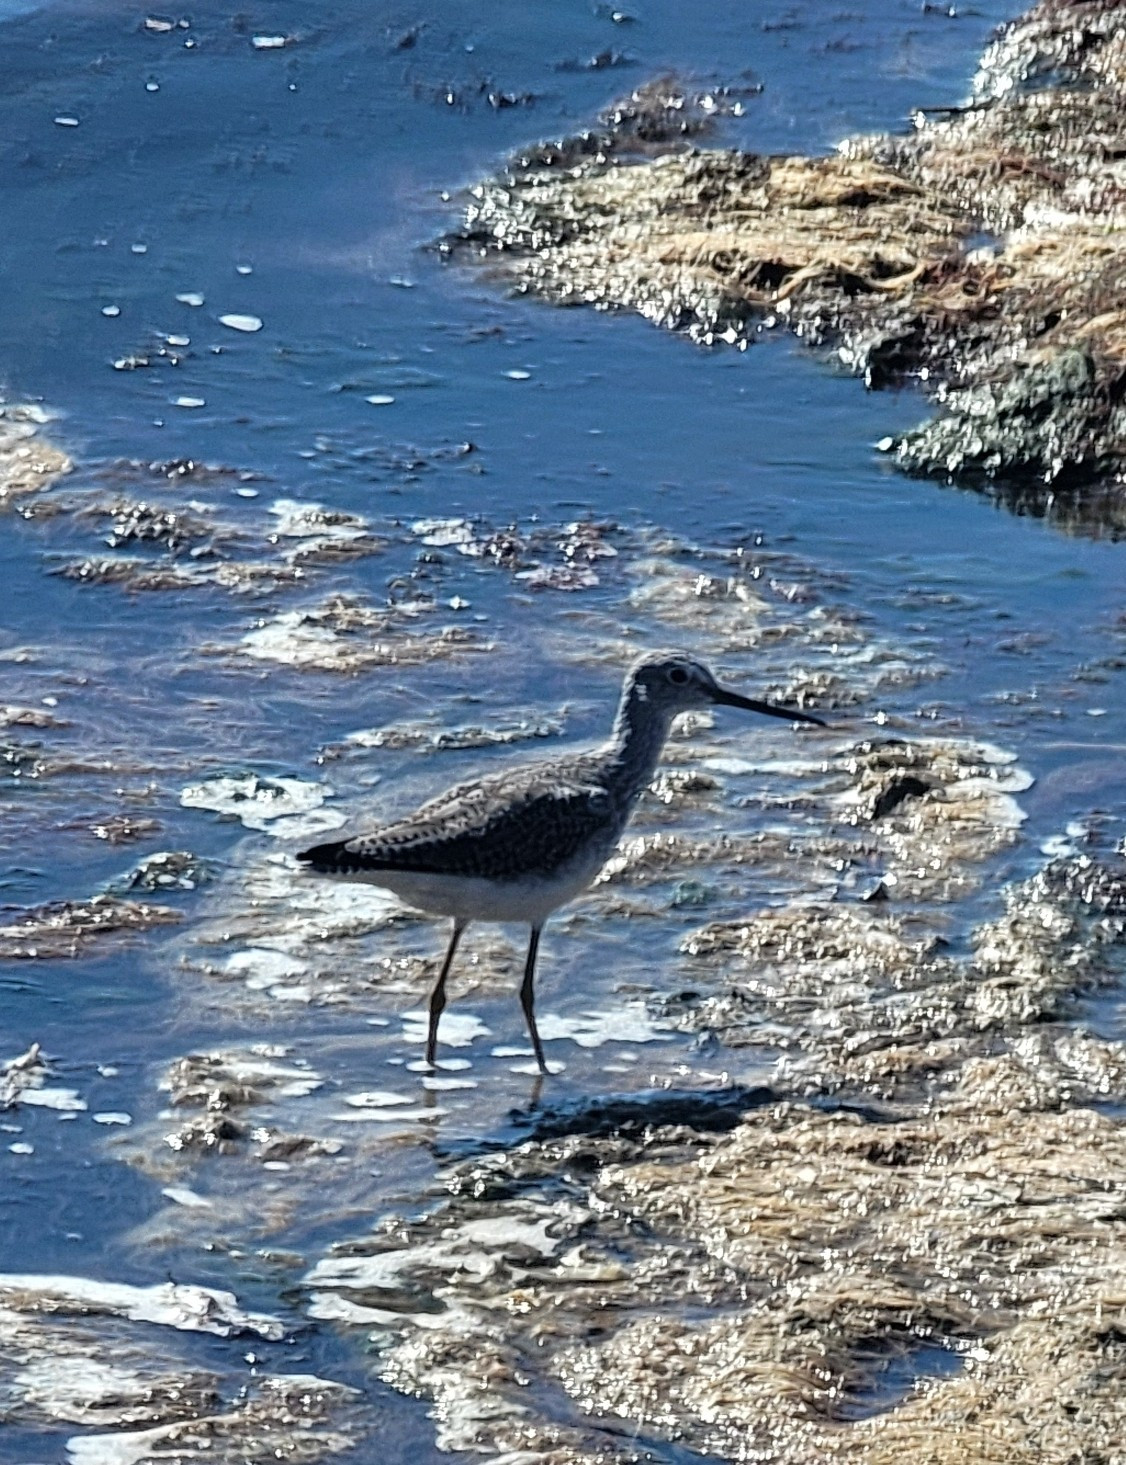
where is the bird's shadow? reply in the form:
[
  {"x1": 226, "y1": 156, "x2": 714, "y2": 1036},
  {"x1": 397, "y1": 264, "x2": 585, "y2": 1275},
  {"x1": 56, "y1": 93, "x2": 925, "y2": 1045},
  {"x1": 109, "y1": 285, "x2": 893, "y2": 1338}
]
[{"x1": 431, "y1": 1080, "x2": 899, "y2": 1163}]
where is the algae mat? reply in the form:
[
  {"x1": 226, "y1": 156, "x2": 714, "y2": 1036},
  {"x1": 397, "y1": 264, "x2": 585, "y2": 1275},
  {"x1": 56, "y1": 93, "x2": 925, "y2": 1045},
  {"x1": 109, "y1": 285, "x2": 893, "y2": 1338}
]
[{"x1": 448, "y1": 0, "x2": 1126, "y2": 535}]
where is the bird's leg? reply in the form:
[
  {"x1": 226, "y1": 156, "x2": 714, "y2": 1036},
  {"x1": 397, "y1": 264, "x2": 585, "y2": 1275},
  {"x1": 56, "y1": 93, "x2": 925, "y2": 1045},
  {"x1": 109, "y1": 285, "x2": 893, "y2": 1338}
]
[
  {"x1": 520, "y1": 924, "x2": 548, "y2": 1075},
  {"x1": 426, "y1": 920, "x2": 466, "y2": 1068}
]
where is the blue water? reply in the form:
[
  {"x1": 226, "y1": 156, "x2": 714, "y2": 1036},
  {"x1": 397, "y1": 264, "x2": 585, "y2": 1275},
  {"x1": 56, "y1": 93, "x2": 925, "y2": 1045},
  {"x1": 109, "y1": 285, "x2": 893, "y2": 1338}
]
[{"x1": 1, "y1": 0, "x2": 1123, "y2": 1458}]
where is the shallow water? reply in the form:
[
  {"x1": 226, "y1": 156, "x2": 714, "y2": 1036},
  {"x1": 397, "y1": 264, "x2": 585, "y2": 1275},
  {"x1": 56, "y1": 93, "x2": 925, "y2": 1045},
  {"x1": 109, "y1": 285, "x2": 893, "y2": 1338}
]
[{"x1": 1, "y1": 0, "x2": 1124, "y2": 1459}]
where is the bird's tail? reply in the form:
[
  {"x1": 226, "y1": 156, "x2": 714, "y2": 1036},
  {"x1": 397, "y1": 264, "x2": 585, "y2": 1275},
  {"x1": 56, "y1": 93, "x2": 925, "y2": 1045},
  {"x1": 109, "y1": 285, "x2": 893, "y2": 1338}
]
[{"x1": 296, "y1": 840, "x2": 346, "y2": 871}]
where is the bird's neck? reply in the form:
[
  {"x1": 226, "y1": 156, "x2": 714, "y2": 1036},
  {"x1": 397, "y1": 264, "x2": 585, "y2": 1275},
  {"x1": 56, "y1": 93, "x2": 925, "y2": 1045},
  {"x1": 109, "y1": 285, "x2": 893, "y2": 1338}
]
[{"x1": 604, "y1": 683, "x2": 676, "y2": 806}]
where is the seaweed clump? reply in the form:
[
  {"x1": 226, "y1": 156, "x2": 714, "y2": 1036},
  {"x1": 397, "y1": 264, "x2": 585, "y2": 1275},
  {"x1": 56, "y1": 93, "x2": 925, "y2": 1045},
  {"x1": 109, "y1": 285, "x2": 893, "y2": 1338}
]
[{"x1": 446, "y1": 1, "x2": 1126, "y2": 534}]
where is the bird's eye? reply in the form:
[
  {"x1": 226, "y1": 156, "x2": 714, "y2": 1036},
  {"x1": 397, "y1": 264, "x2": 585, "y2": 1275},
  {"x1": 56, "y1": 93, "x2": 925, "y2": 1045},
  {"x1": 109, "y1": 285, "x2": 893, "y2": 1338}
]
[{"x1": 668, "y1": 666, "x2": 690, "y2": 685}]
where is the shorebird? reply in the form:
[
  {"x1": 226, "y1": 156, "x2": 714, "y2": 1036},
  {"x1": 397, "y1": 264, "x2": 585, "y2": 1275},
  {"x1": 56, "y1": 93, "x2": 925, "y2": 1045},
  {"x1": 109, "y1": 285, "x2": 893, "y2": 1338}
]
[{"x1": 298, "y1": 651, "x2": 825, "y2": 1073}]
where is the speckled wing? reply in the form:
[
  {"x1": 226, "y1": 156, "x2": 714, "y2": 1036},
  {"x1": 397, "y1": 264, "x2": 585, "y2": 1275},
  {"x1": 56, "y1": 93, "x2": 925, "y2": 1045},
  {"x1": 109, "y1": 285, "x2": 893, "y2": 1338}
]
[{"x1": 297, "y1": 761, "x2": 617, "y2": 882}]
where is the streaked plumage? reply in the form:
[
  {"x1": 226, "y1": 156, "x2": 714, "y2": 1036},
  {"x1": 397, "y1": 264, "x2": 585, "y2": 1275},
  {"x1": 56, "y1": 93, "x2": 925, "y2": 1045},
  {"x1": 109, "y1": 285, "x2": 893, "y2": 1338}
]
[{"x1": 299, "y1": 651, "x2": 825, "y2": 1072}]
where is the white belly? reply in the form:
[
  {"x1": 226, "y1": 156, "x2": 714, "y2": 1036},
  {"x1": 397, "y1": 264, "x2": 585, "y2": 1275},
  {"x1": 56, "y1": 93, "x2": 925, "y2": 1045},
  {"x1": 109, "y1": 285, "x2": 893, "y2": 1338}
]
[{"x1": 324, "y1": 854, "x2": 607, "y2": 926}]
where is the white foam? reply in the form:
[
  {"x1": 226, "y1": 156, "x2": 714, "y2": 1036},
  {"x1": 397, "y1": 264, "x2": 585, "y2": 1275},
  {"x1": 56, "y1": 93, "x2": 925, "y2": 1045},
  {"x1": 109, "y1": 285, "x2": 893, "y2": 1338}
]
[
  {"x1": 400, "y1": 1010, "x2": 490, "y2": 1047},
  {"x1": 0, "y1": 1275, "x2": 284, "y2": 1339}
]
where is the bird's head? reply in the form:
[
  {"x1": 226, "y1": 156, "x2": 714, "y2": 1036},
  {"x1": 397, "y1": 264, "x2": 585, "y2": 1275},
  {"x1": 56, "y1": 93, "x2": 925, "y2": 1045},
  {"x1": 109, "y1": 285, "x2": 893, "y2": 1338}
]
[{"x1": 626, "y1": 650, "x2": 826, "y2": 726}]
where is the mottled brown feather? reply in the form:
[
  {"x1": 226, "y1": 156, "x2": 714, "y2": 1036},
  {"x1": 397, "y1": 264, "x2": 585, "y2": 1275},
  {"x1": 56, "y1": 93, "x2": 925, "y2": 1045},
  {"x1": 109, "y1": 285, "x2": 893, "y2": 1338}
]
[{"x1": 298, "y1": 752, "x2": 620, "y2": 882}]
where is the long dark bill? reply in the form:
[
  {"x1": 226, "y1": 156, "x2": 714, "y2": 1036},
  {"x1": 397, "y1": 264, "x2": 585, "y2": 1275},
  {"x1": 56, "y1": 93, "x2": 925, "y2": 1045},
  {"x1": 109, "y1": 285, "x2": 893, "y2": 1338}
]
[{"x1": 711, "y1": 686, "x2": 828, "y2": 727}]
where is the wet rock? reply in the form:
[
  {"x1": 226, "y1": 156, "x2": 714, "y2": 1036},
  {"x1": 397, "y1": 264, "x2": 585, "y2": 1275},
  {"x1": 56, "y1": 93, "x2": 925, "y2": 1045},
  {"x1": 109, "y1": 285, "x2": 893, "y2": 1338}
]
[
  {"x1": 512, "y1": 75, "x2": 752, "y2": 175},
  {"x1": 893, "y1": 345, "x2": 1120, "y2": 496},
  {"x1": 0, "y1": 895, "x2": 180, "y2": 959},
  {"x1": 0, "y1": 1287, "x2": 367, "y2": 1459},
  {"x1": 599, "y1": 75, "x2": 755, "y2": 147},
  {"x1": 598, "y1": 829, "x2": 843, "y2": 903},
  {"x1": 452, "y1": 146, "x2": 961, "y2": 343},
  {"x1": 50, "y1": 489, "x2": 375, "y2": 599},
  {"x1": 556, "y1": 519, "x2": 620, "y2": 566},
  {"x1": 679, "y1": 903, "x2": 961, "y2": 1062},
  {"x1": 208, "y1": 560, "x2": 309, "y2": 594},
  {"x1": 407, "y1": 515, "x2": 621, "y2": 593},
  {"x1": 595, "y1": 728, "x2": 1028, "y2": 917},
  {"x1": 310, "y1": 1198, "x2": 579, "y2": 1299},
  {"x1": 0, "y1": 1224, "x2": 362, "y2": 1459},
  {"x1": 164, "y1": 1109, "x2": 249, "y2": 1154},
  {"x1": 579, "y1": 1101, "x2": 1126, "y2": 1458},
  {"x1": 54, "y1": 556, "x2": 211, "y2": 592},
  {"x1": 111, "y1": 331, "x2": 190, "y2": 371},
  {"x1": 867, "y1": 773, "x2": 932, "y2": 820},
  {"x1": 411, "y1": 515, "x2": 523, "y2": 561},
  {"x1": 668, "y1": 877, "x2": 715, "y2": 908},
  {"x1": 514, "y1": 563, "x2": 600, "y2": 590},
  {"x1": 669, "y1": 845, "x2": 1126, "y2": 1106},
  {"x1": 251, "y1": 1128, "x2": 344, "y2": 1163}
]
